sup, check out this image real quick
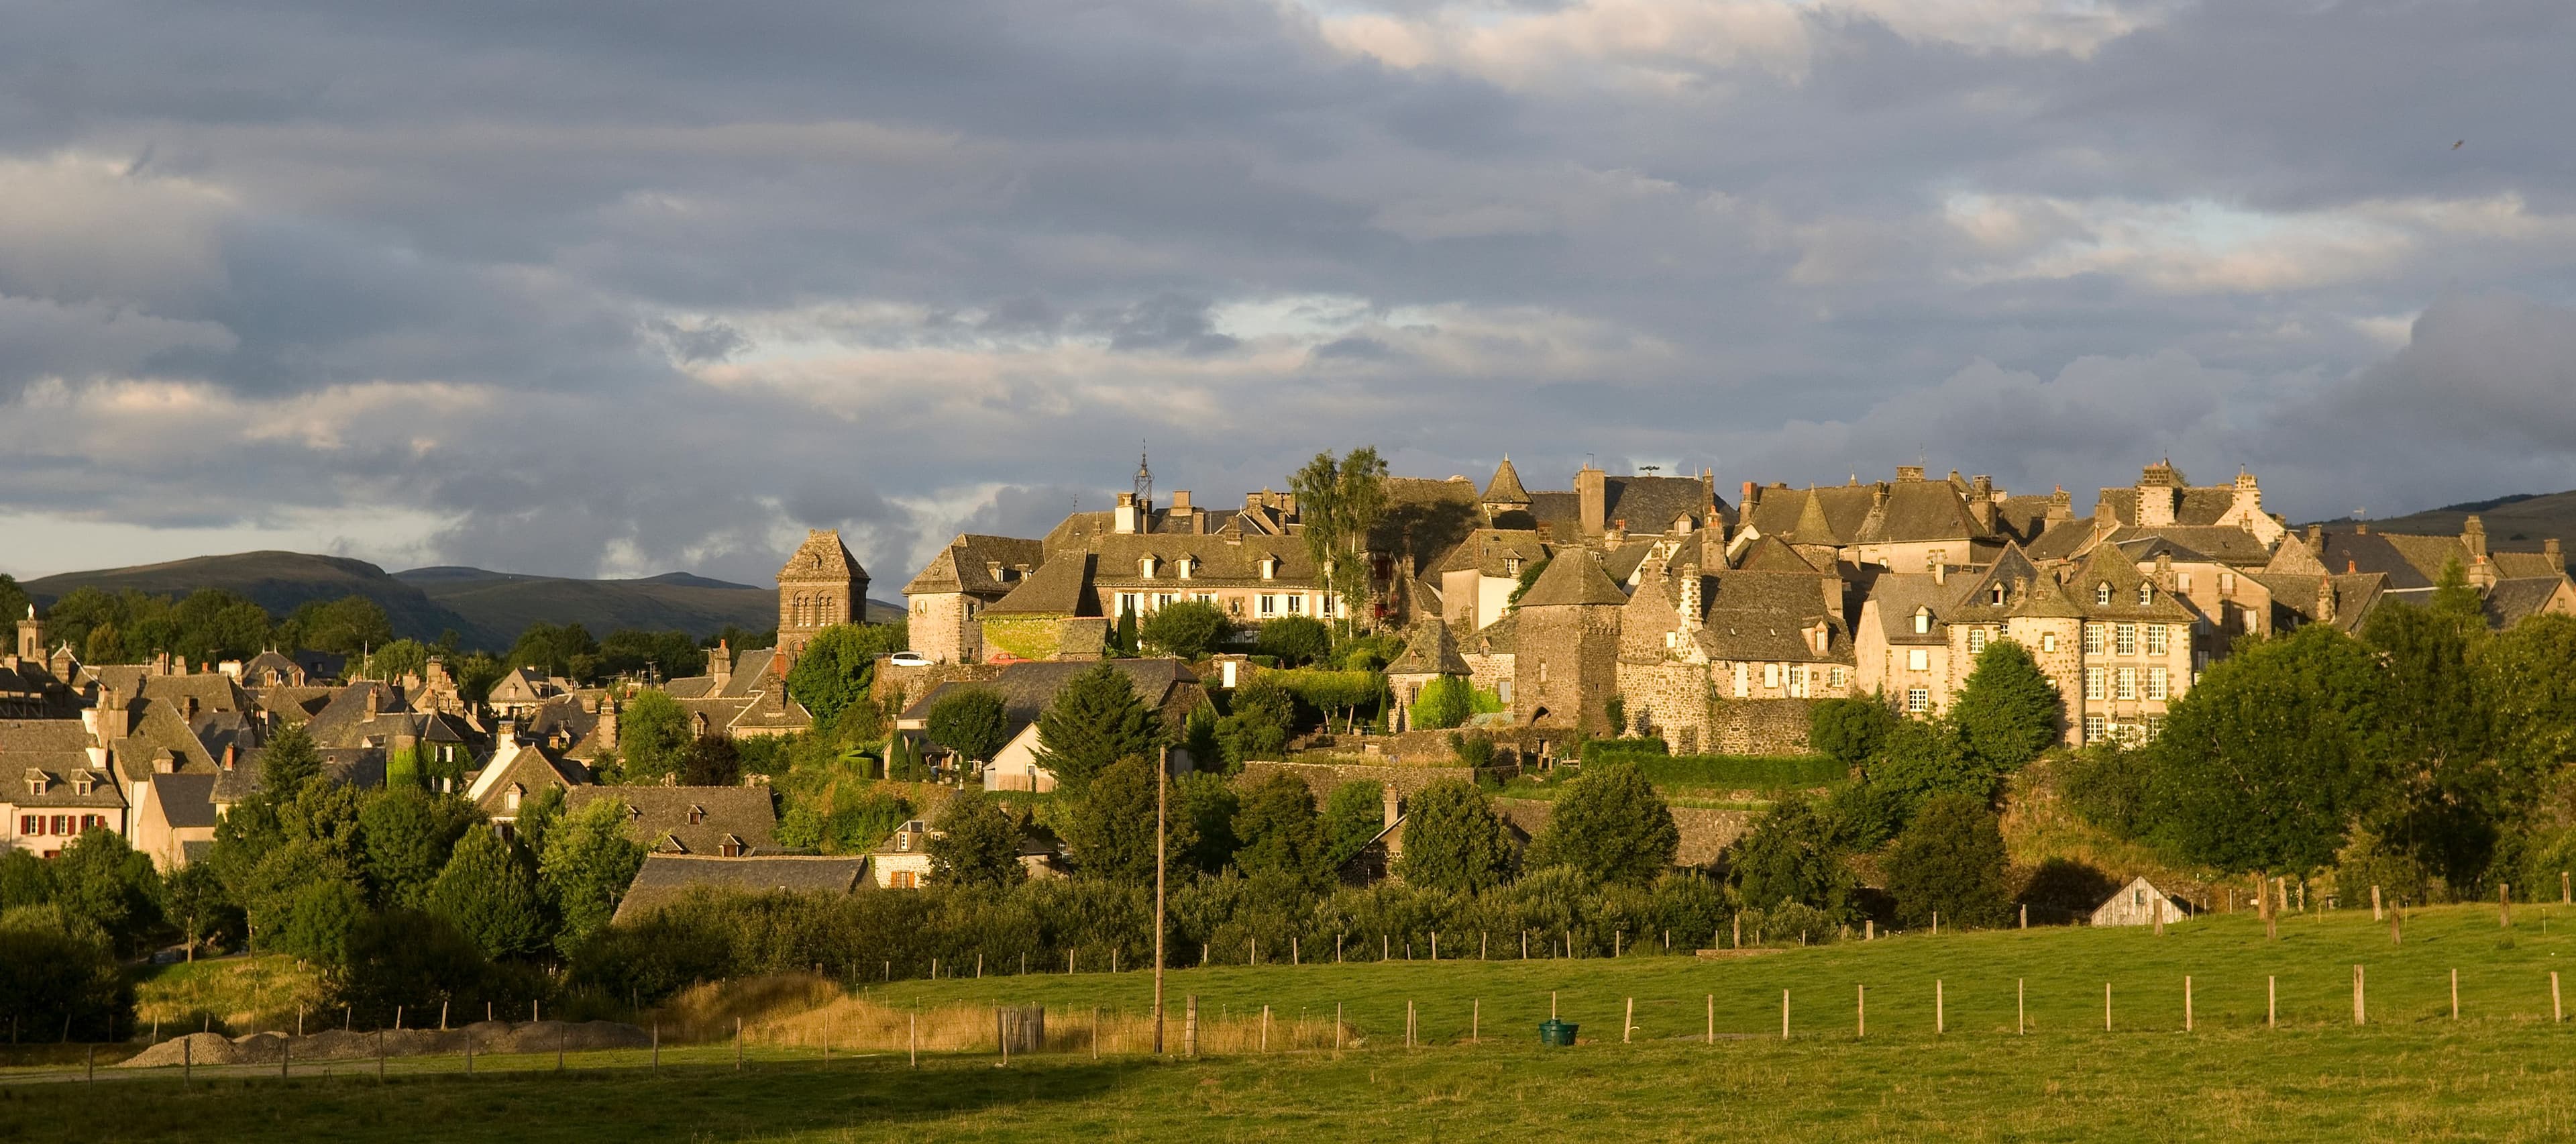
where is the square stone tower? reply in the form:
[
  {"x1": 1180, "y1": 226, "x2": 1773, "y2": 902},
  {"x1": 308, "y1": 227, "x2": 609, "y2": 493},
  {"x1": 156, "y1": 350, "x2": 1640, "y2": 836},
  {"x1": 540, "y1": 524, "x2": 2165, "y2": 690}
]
[{"x1": 777, "y1": 529, "x2": 869, "y2": 664}]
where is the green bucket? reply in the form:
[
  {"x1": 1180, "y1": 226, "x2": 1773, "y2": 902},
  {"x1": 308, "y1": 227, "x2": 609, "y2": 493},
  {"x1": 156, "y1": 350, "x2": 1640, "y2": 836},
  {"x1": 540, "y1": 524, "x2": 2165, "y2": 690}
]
[{"x1": 1538, "y1": 1019, "x2": 1578, "y2": 1047}]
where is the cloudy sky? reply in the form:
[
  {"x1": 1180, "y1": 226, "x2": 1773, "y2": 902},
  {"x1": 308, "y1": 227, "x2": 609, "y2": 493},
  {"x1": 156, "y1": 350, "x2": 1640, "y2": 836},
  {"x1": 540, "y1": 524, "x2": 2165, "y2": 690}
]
[{"x1": 3, "y1": 0, "x2": 2572, "y2": 588}]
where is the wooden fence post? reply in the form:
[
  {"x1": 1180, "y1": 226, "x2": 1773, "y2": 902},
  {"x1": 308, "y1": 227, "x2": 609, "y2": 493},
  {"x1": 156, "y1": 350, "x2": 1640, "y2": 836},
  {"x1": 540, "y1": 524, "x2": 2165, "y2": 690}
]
[
  {"x1": 1185, "y1": 996, "x2": 1198, "y2": 1057},
  {"x1": 2267, "y1": 976, "x2": 2276, "y2": 1029},
  {"x1": 2017, "y1": 979, "x2": 2025, "y2": 1035},
  {"x1": 2186, "y1": 976, "x2": 2194, "y2": 1031},
  {"x1": 1936, "y1": 980, "x2": 1944, "y2": 1035},
  {"x1": 2019, "y1": 904, "x2": 2027, "y2": 930},
  {"x1": 2555, "y1": 972, "x2": 2563, "y2": 1023},
  {"x1": 1781, "y1": 990, "x2": 1790, "y2": 1041},
  {"x1": 2452, "y1": 969, "x2": 2460, "y2": 1020},
  {"x1": 1708, "y1": 994, "x2": 1715, "y2": 1044},
  {"x1": 2372, "y1": 884, "x2": 2382, "y2": 921},
  {"x1": 1857, "y1": 985, "x2": 1865, "y2": 1038},
  {"x1": 910, "y1": 1012, "x2": 918, "y2": 1068},
  {"x1": 2352, "y1": 965, "x2": 2365, "y2": 1025},
  {"x1": 1624, "y1": 997, "x2": 1634, "y2": 1043},
  {"x1": 2502, "y1": 883, "x2": 2514, "y2": 928},
  {"x1": 1473, "y1": 998, "x2": 1480, "y2": 1041},
  {"x1": 2104, "y1": 984, "x2": 2112, "y2": 1032}
]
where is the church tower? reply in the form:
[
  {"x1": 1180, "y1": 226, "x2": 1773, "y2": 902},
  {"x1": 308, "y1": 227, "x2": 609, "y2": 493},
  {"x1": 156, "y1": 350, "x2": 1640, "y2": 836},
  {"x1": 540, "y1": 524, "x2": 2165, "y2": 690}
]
[{"x1": 777, "y1": 530, "x2": 869, "y2": 664}]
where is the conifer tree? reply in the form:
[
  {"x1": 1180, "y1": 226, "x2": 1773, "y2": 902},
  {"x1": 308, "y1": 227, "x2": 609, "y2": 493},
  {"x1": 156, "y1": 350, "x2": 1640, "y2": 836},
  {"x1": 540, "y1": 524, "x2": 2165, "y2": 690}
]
[
  {"x1": 1034, "y1": 663, "x2": 1159, "y2": 798},
  {"x1": 427, "y1": 829, "x2": 552, "y2": 959}
]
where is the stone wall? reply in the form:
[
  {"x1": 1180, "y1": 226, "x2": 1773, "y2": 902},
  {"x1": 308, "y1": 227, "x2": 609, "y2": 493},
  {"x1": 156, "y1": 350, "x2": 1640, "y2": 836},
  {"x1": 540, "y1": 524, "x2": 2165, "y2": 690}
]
[
  {"x1": 872, "y1": 660, "x2": 1004, "y2": 712},
  {"x1": 1515, "y1": 604, "x2": 1620, "y2": 731},
  {"x1": 1708, "y1": 698, "x2": 1819, "y2": 756},
  {"x1": 1238, "y1": 759, "x2": 1519, "y2": 804},
  {"x1": 1614, "y1": 661, "x2": 1713, "y2": 750},
  {"x1": 979, "y1": 615, "x2": 1065, "y2": 663}
]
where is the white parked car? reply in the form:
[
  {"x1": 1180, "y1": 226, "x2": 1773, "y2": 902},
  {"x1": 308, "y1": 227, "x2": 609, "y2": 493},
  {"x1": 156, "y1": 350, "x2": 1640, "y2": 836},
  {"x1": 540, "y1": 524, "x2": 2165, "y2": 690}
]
[{"x1": 890, "y1": 651, "x2": 931, "y2": 668}]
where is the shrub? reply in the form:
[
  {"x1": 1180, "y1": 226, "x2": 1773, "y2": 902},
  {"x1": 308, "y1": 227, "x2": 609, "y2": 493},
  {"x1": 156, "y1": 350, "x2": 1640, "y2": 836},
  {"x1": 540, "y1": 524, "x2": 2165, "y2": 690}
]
[
  {"x1": 1410, "y1": 676, "x2": 1476, "y2": 731},
  {"x1": 1725, "y1": 795, "x2": 1854, "y2": 919},
  {"x1": 1884, "y1": 793, "x2": 2011, "y2": 929},
  {"x1": 926, "y1": 687, "x2": 1011, "y2": 763},
  {"x1": 1578, "y1": 737, "x2": 1668, "y2": 764},
  {"x1": 1140, "y1": 601, "x2": 1233, "y2": 660},
  {"x1": 1629, "y1": 753, "x2": 1843, "y2": 790},
  {"x1": 1394, "y1": 780, "x2": 1517, "y2": 893},
  {"x1": 1321, "y1": 780, "x2": 1387, "y2": 870},
  {"x1": 1809, "y1": 697, "x2": 1898, "y2": 767},
  {"x1": 2061, "y1": 743, "x2": 2153, "y2": 839},
  {"x1": 1525, "y1": 763, "x2": 1678, "y2": 885},
  {"x1": 1253, "y1": 616, "x2": 1332, "y2": 667}
]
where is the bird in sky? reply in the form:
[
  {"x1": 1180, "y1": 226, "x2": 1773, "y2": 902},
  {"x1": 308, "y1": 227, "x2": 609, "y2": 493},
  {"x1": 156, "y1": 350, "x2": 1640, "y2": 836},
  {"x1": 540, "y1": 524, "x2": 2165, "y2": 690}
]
[{"x1": 2454, "y1": 140, "x2": 2465, "y2": 149}]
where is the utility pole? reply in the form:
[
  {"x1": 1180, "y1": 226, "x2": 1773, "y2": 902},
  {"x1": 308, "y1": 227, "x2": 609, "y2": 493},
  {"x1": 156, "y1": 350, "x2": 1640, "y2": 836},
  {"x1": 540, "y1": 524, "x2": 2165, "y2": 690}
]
[{"x1": 1154, "y1": 745, "x2": 1169, "y2": 1055}]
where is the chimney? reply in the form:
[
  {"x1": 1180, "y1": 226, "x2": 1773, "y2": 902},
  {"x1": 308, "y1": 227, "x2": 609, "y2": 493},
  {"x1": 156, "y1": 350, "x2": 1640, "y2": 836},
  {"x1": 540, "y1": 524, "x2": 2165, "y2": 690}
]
[
  {"x1": 99, "y1": 686, "x2": 129, "y2": 742},
  {"x1": 364, "y1": 686, "x2": 380, "y2": 719},
  {"x1": 497, "y1": 717, "x2": 519, "y2": 745},
  {"x1": 1969, "y1": 475, "x2": 1996, "y2": 532},
  {"x1": 14, "y1": 605, "x2": 40, "y2": 662},
  {"x1": 182, "y1": 694, "x2": 199, "y2": 719},
  {"x1": 1872, "y1": 484, "x2": 1890, "y2": 512},
  {"x1": 2154, "y1": 552, "x2": 2175, "y2": 591},
  {"x1": 2355, "y1": 522, "x2": 2369, "y2": 535},
  {"x1": 1676, "y1": 564, "x2": 1703, "y2": 632},
  {"x1": 1741, "y1": 482, "x2": 1760, "y2": 512},
  {"x1": 1606, "y1": 519, "x2": 1627, "y2": 545},
  {"x1": 708, "y1": 639, "x2": 733, "y2": 691},
  {"x1": 1170, "y1": 489, "x2": 1191, "y2": 511},
  {"x1": 1114, "y1": 491, "x2": 1141, "y2": 535},
  {"x1": 1896, "y1": 466, "x2": 1925, "y2": 482},
  {"x1": 2047, "y1": 486, "x2": 2072, "y2": 521},
  {"x1": 2347, "y1": 559, "x2": 2357, "y2": 574},
  {"x1": 2317, "y1": 578, "x2": 2337, "y2": 625},
  {"x1": 598, "y1": 700, "x2": 620, "y2": 749},
  {"x1": 1383, "y1": 786, "x2": 1403, "y2": 829},
  {"x1": 2463, "y1": 515, "x2": 2489, "y2": 561},
  {"x1": 2306, "y1": 523, "x2": 2324, "y2": 553},
  {"x1": 2547, "y1": 538, "x2": 2564, "y2": 566},
  {"x1": 222, "y1": 743, "x2": 236, "y2": 772},
  {"x1": 1931, "y1": 560, "x2": 1946, "y2": 585},
  {"x1": 1576, "y1": 464, "x2": 1608, "y2": 538}
]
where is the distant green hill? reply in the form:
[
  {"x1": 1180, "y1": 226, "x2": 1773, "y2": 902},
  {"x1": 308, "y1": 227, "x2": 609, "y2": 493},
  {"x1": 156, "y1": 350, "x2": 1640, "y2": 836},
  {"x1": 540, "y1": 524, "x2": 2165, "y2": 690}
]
[
  {"x1": 19, "y1": 551, "x2": 902, "y2": 649},
  {"x1": 2306, "y1": 488, "x2": 2576, "y2": 566},
  {"x1": 21, "y1": 551, "x2": 474, "y2": 643}
]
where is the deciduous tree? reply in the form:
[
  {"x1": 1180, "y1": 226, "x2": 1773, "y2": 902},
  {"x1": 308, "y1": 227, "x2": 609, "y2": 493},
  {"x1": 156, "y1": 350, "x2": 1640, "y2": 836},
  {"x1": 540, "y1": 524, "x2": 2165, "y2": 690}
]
[
  {"x1": 1525, "y1": 762, "x2": 1678, "y2": 884},
  {"x1": 1885, "y1": 793, "x2": 2011, "y2": 928},
  {"x1": 1393, "y1": 779, "x2": 1516, "y2": 893},
  {"x1": 1034, "y1": 662, "x2": 1160, "y2": 798},
  {"x1": 927, "y1": 788, "x2": 1028, "y2": 890}
]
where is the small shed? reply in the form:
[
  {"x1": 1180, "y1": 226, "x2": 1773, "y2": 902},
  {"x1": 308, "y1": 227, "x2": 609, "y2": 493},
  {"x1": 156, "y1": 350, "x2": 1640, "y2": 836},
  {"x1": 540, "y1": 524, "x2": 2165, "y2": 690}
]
[{"x1": 2091, "y1": 876, "x2": 2190, "y2": 927}]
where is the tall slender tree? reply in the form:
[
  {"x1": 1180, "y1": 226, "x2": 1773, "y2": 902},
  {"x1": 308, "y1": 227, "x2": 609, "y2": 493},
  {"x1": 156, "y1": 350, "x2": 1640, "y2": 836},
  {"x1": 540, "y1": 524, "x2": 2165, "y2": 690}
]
[{"x1": 1291, "y1": 447, "x2": 1391, "y2": 629}]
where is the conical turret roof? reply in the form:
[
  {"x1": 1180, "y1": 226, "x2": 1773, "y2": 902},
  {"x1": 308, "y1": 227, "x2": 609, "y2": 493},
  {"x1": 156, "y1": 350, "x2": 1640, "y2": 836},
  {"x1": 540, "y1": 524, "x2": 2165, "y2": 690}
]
[{"x1": 1482, "y1": 456, "x2": 1531, "y2": 506}]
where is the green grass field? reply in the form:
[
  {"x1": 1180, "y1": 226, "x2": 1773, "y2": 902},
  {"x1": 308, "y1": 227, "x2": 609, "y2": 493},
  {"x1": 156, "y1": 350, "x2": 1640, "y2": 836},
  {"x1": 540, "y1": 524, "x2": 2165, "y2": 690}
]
[{"x1": 12, "y1": 903, "x2": 2576, "y2": 1141}]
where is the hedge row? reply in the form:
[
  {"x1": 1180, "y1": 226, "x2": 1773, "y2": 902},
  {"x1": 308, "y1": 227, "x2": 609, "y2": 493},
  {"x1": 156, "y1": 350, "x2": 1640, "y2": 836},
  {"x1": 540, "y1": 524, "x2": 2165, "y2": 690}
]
[{"x1": 1578, "y1": 737, "x2": 1670, "y2": 764}]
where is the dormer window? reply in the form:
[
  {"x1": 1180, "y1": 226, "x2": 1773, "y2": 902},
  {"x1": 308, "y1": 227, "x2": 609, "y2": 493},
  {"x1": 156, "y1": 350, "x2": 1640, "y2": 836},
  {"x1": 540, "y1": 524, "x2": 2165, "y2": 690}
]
[
  {"x1": 1140, "y1": 556, "x2": 1159, "y2": 580},
  {"x1": 2095, "y1": 583, "x2": 2112, "y2": 605},
  {"x1": 1506, "y1": 556, "x2": 1522, "y2": 576},
  {"x1": 70, "y1": 771, "x2": 94, "y2": 796},
  {"x1": 718, "y1": 835, "x2": 744, "y2": 857},
  {"x1": 23, "y1": 770, "x2": 44, "y2": 797},
  {"x1": 1812, "y1": 626, "x2": 1829, "y2": 654},
  {"x1": 2137, "y1": 584, "x2": 2153, "y2": 606},
  {"x1": 1990, "y1": 586, "x2": 2005, "y2": 605},
  {"x1": 1260, "y1": 557, "x2": 1278, "y2": 580},
  {"x1": 687, "y1": 804, "x2": 706, "y2": 825},
  {"x1": 897, "y1": 831, "x2": 910, "y2": 852},
  {"x1": 1177, "y1": 557, "x2": 1195, "y2": 580},
  {"x1": 1913, "y1": 607, "x2": 1931, "y2": 635},
  {"x1": 505, "y1": 783, "x2": 523, "y2": 811}
]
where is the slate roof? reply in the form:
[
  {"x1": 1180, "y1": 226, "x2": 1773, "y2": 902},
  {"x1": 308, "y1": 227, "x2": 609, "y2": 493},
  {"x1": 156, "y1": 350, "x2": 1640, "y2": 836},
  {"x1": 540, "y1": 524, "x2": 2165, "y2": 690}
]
[
  {"x1": 2251, "y1": 571, "x2": 2387, "y2": 634},
  {"x1": 2108, "y1": 526, "x2": 2275, "y2": 568},
  {"x1": 152, "y1": 772, "x2": 220, "y2": 829},
  {"x1": 984, "y1": 553, "x2": 1102, "y2": 617},
  {"x1": 901, "y1": 659, "x2": 1203, "y2": 741},
  {"x1": 1467, "y1": 612, "x2": 1519, "y2": 654},
  {"x1": 1856, "y1": 479, "x2": 1991, "y2": 545},
  {"x1": 236, "y1": 651, "x2": 306, "y2": 687},
  {"x1": 1743, "y1": 484, "x2": 1880, "y2": 547},
  {"x1": 2484, "y1": 578, "x2": 2571, "y2": 629},
  {"x1": 1, "y1": 719, "x2": 117, "y2": 807},
  {"x1": 1371, "y1": 477, "x2": 1485, "y2": 576},
  {"x1": 1867, "y1": 573, "x2": 1959, "y2": 645},
  {"x1": 613, "y1": 853, "x2": 870, "y2": 921},
  {"x1": 780, "y1": 529, "x2": 868, "y2": 582},
  {"x1": 1601, "y1": 475, "x2": 1720, "y2": 536},
  {"x1": 2062, "y1": 548, "x2": 2198, "y2": 621},
  {"x1": 1083, "y1": 532, "x2": 1316, "y2": 589},
  {"x1": 567, "y1": 784, "x2": 779, "y2": 856},
  {"x1": 1481, "y1": 458, "x2": 1530, "y2": 506},
  {"x1": 1601, "y1": 539, "x2": 1660, "y2": 585},
  {"x1": 903, "y1": 534, "x2": 1050, "y2": 599},
  {"x1": 1518, "y1": 491, "x2": 1584, "y2": 537},
  {"x1": 467, "y1": 739, "x2": 590, "y2": 815},
  {"x1": 1515, "y1": 550, "x2": 1627, "y2": 608},
  {"x1": 2024, "y1": 517, "x2": 2105, "y2": 564},
  {"x1": 1432, "y1": 529, "x2": 1550, "y2": 577},
  {"x1": 1387, "y1": 619, "x2": 1470, "y2": 676},
  {"x1": 1691, "y1": 571, "x2": 1854, "y2": 664},
  {"x1": 1733, "y1": 535, "x2": 1822, "y2": 573}
]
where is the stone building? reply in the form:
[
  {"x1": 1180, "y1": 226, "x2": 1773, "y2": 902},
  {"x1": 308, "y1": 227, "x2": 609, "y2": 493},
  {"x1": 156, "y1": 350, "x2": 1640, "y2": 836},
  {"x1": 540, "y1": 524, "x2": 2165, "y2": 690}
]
[
  {"x1": 777, "y1": 529, "x2": 868, "y2": 664},
  {"x1": 902, "y1": 534, "x2": 1046, "y2": 664},
  {"x1": 1511, "y1": 550, "x2": 1627, "y2": 731}
]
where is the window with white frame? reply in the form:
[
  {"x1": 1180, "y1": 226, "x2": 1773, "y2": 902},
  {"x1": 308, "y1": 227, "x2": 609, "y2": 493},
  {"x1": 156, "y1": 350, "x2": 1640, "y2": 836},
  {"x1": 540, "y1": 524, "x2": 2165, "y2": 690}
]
[
  {"x1": 2147, "y1": 624, "x2": 2169, "y2": 655},
  {"x1": 1830, "y1": 666, "x2": 1848, "y2": 688},
  {"x1": 2220, "y1": 572, "x2": 2235, "y2": 594},
  {"x1": 1907, "y1": 648, "x2": 1930, "y2": 672},
  {"x1": 1286, "y1": 594, "x2": 1305, "y2": 615},
  {"x1": 1260, "y1": 557, "x2": 1277, "y2": 580},
  {"x1": 2116, "y1": 666, "x2": 2137, "y2": 700},
  {"x1": 2146, "y1": 715, "x2": 2166, "y2": 741},
  {"x1": 1913, "y1": 607, "x2": 1932, "y2": 635},
  {"x1": 2147, "y1": 666, "x2": 2169, "y2": 700},
  {"x1": 2096, "y1": 583, "x2": 2112, "y2": 605},
  {"x1": 2084, "y1": 624, "x2": 2104, "y2": 654},
  {"x1": 1764, "y1": 663, "x2": 1781, "y2": 689},
  {"x1": 2179, "y1": 572, "x2": 2193, "y2": 592},
  {"x1": 2085, "y1": 666, "x2": 2105, "y2": 700},
  {"x1": 1322, "y1": 594, "x2": 1336, "y2": 616},
  {"x1": 2042, "y1": 632, "x2": 2059, "y2": 654},
  {"x1": 1967, "y1": 628, "x2": 1987, "y2": 654},
  {"x1": 1258, "y1": 594, "x2": 1279, "y2": 616},
  {"x1": 1154, "y1": 593, "x2": 1176, "y2": 610},
  {"x1": 2137, "y1": 584, "x2": 2152, "y2": 606},
  {"x1": 1177, "y1": 558, "x2": 1194, "y2": 580},
  {"x1": 1906, "y1": 687, "x2": 1929, "y2": 713},
  {"x1": 2115, "y1": 623, "x2": 2137, "y2": 656},
  {"x1": 1118, "y1": 592, "x2": 1142, "y2": 616},
  {"x1": 1193, "y1": 592, "x2": 1218, "y2": 606},
  {"x1": 1733, "y1": 662, "x2": 1749, "y2": 698},
  {"x1": 2084, "y1": 714, "x2": 2106, "y2": 742}
]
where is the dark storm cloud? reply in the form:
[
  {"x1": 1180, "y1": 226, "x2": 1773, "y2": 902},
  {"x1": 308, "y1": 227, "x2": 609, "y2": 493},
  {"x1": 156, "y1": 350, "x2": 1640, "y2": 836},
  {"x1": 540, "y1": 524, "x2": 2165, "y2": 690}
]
[{"x1": 2, "y1": 0, "x2": 2573, "y2": 584}]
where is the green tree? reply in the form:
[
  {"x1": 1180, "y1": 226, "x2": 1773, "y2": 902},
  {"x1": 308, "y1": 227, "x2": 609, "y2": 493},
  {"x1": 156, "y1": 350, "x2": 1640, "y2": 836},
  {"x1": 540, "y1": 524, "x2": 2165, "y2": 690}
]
[
  {"x1": 257, "y1": 723, "x2": 323, "y2": 802},
  {"x1": 927, "y1": 788, "x2": 1028, "y2": 890},
  {"x1": 0, "y1": 912, "x2": 133, "y2": 1041},
  {"x1": 358, "y1": 788, "x2": 478, "y2": 911},
  {"x1": 539, "y1": 796, "x2": 649, "y2": 956},
  {"x1": 1726, "y1": 795, "x2": 1856, "y2": 917},
  {"x1": 2484, "y1": 615, "x2": 2576, "y2": 811},
  {"x1": 785, "y1": 622, "x2": 907, "y2": 725},
  {"x1": 1139, "y1": 599, "x2": 1232, "y2": 659},
  {"x1": 52, "y1": 828, "x2": 164, "y2": 955},
  {"x1": 504, "y1": 621, "x2": 602, "y2": 683},
  {"x1": 678, "y1": 735, "x2": 743, "y2": 786},
  {"x1": 1525, "y1": 762, "x2": 1679, "y2": 884},
  {"x1": 1884, "y1": 793, "x2": 2011, "y2": 929},
  {"x1": 1947, "y1": 639, "x2": 2061, "y2": 773},
  {"x1": 598, "y1": 629, "x2": 707, "y2": 682},
  {"x1": 164, "y1": 862, "x2": 241, "y2": 957},
  {"x1": 1409, "y1": 676, "x2": 1475, "y2": 731},
  {"x1": 427, "y1": 829, "x2": 553, "y2": 959},
  {"x1": 516, "y1": 784, "x2": 568, "y2": 857},
  {"x1": 1290, "y1": 446, "x2": 1392, "y2": 627},
  {"x1": 2430, "y1": 556, "x2": 2488, "y2": 629},
  {"x1": 274, "y1": 877, "x2": 369, "y2": 966},
  {"x1": 1034, "y1": 662, "x2": 1160, "y2": 798},
  {"x1": 2145, "y1": 624, "x2": 2390, "y2": 876},
  {"x1": 1254, "y1": 616, "x2": 1332, "y2": 667},
  {"x1": 362, "y1": 637, "x2": 431, "y2": 684},
  {"x1": 1113, "y1": 605, "x2": 1140, "y2": 658},
  {"x1": 1321, "y1": 780, "x2": 1387, "y2": 870},
  {"x1": 1866, "y1": 717, "x2": 1987, "y2": 817},
  {"x1": 1505, "y1": 556, "x2": 1549, "y2": 611},
  {"x1": 1065, "y1": 756, "x2": 1192, "y2": 885},
  {"x1": 0, "y1": 575, "x2": 28, "y2": 632},
  {"x1": 0, "y1": 848, "x2": 53, "y2": 912},
  {"x1": 926, "y1": 688, "x2": 1012, "y2": 763},
  {"x1": 616, "y1": 690, "x2": 693, "y2": 782},
  {"x1": 1230, "y1": 772, "x2": 1328, "y2": 884},
  {"x1": 1217, "y1": 675, "x2": 1295, "y2": 769},
  {"x1": 1174, "y1": 772, "x2": 1241, "y2": 874},
  {"x1": 2365, "y1": 596, "x2": 2499, "y2": 888},
  {"x1": 278, "y1": 595, "x2": 394, "y2": 657},
  {"x1": 1393, "y1": 779, "x2": 1516, "y2": 892},
  {"x1": 1810, "y1": 696, "x2": 1898, "y2": 768}
]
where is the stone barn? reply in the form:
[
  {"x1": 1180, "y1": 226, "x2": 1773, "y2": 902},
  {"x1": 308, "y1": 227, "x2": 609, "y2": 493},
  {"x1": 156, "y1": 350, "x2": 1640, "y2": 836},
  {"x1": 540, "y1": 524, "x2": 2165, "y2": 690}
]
[{"x1": 2090, "y1": 876, "x2": 2190, "y2": 927}]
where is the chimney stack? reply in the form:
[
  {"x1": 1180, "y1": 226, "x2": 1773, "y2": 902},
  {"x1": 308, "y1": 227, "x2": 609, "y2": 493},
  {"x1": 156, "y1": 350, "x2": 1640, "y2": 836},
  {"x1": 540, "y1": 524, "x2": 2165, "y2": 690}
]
[
  {"x1": 1896, "y1": 466, "x2": 1925, "y2": 482},
  {"x1": 1383, "y1": 787, "x2": 1403, "y2": 829},
  {"x1": 1576, "y1": 464, "x2": 1608, "y2": 538},
  {"x1": 2547, "y1": 538, "x2": 2564, "y2": 566},
  {"x1": 1677, "y1": 564, "x2": 1703, "y2": 632},
  {"x1": 2317, "y1": 578, "x2": 2337, "y2": 625}
]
